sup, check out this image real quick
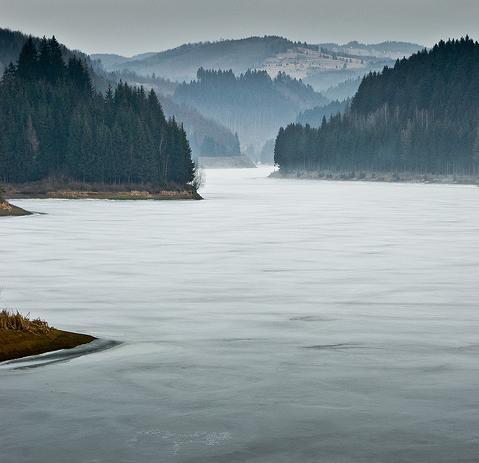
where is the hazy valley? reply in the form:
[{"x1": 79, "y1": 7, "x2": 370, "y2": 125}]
[{"x1": 90, "y1": 36, "x2": 424, "y2": 160}]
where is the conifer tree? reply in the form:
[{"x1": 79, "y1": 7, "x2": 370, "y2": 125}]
[
  {"x1": 473, "y1": 127, "x2": 479, "y2": 170},
  {"x1": 17, "y1": 36, "x2": 37, "y2": 79}
]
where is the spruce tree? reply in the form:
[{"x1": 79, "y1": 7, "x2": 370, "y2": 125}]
[{"x1": 17, "y1": 36, "x2": 37, "y2": 79}]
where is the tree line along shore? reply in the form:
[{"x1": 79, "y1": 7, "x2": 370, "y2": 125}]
[{"x1": 270, "y1": 169, "x2": 479, "y2": 186}]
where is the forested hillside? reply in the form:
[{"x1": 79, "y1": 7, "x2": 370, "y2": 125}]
[
  {"x1": 160, "y1": 96, "x2": 241, "y2": 156},
  {"x1": 0, "y1": 28, "x2": 240, "y2": 161},
  {"x1": 0, "y1": 28, "x2": 32, "y2": 70},
  {"x1": 90, "y1": 35, "x2": 423, "y2": 156},
  {"x1": 175, "y1": 68, "x2": 328, "y2": 152},
  {"x1": 323, "y1": 77, "x2": 361, "y2": 101},
  {"x1": 0, "y1": 37, "x2": 195, "y2": 186},
  {"x1": 275, "y1": 38, "x2": 479, "y2": 176},
  {"x1": 296, "y1": 100, "x2": 349, "y2": 127},
  {"x1": 102, "y1": 68, "x2": 178, "y2": 96}
]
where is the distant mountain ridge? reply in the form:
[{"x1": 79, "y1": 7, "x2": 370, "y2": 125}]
[
  {"x1": 92, "y1": 36, "x2": 423, "y2": 91},
  {"x1": 93, "y1": 36, "x2": 302, "y2": 82}
]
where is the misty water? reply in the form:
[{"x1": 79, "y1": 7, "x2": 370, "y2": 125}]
[{"x1": 1, "y1": 167, "x2": 479, "y2": 462}]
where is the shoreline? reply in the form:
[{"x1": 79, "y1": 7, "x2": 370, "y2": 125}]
[
  {"x1": 4, "y1": 182, "x2": 202, "y2": 201},
  {"x1": 0, "y1": 311, "x2": 96, "y2": 362},
  {"x1": 270, "y1": 170, "x2": 479, "y2": 186},
  {"x1": 0, "y1": 328, "x2": 96, "y2": 362},
  {"x1": 6, "y1": 190, "x2": 202, "y2": 201}
]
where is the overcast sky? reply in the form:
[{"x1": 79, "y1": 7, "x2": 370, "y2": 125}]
[{"x1": 1, "y1": 0, "x2": 478, "y2": 56}]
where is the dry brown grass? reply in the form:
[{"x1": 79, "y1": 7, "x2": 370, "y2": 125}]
[
  {"x1": 0, "y1": 309, "x2": 96, "y2": 362},
  {"x1": 4, "y1": 178, "x2": 198, "y2": 195},
  {"x1": 0, "y1": 310, "x2": 52, "y2": 335},
  {"x1": 0, "y1": 200, "x2": 31, "y2": 216}
]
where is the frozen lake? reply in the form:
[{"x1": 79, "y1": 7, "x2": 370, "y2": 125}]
[{"x1": 1, "y1": 167, "x2": 479, "y2": 462}]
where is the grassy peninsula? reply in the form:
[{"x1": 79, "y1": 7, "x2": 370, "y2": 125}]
[
  {"x1": 0, "y1": 184, "x2": 31, "y2": 216},
  {"x1": 0, "y1": 310, "x2": 95, "y2": 362},
  {"x1": 0, "y1": 199, "x2": 31, "y2": 216}
]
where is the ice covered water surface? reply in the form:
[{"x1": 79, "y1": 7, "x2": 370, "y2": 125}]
[{"x1": 1, "y1": 167, "x2": 479, "y2": 462}]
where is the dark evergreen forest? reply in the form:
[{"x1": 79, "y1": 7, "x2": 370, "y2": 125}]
[
  {"x1": 275, "y1": 38, "x2": 479, "y2": 176},
  {"x1": 0, "y1": 37, "x2": 195, "y2": 187}
]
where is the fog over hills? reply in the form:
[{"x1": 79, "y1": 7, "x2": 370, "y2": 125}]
[
  {"x1": 0, "y1": 30, "x2": 426, "y2": 161},
  {"x1": 92, "y1": 36, "x2": 423, "y2": 91},
  {"x1": 174, "y1": 68, "x2": 328, "y2": 153},
  {"x1": 93, "y1": 37, "x2": 300, "y2": 83},
  {"x1": 91, "y1": 36, "x2": 424, "y2": 158}
]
